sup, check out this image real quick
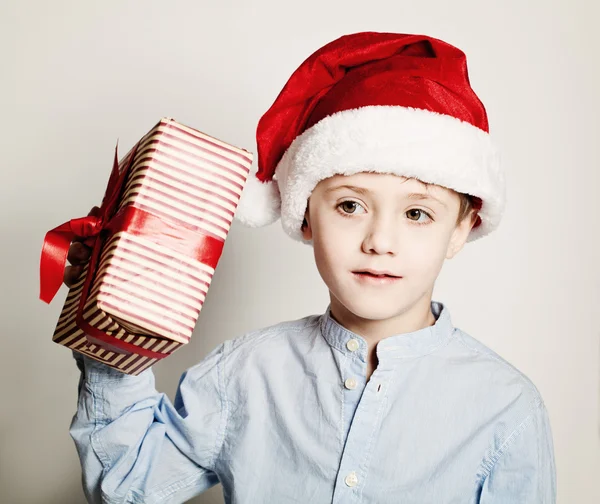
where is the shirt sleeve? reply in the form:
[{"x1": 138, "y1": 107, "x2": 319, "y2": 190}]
[
  {"x1": 479, "y1": 399, "x2": 557, "y2": 503},
  {"x1": 69, "y1": 343, "x2": 228, "y2": 504}
]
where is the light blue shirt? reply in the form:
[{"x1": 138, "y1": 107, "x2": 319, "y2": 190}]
[{"x1": 69, "y1": 301, "x2": 556, "y2": 503}]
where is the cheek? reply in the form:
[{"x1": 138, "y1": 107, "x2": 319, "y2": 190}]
[
  {"x1": 403, "y1": 233, "x2": 450, "y2": 273},
  {"x1": 311, "y1": 217, "x2": 354, "y2": 276},
  {"x1": 313, "y1": 231, "x2": 342, "y2": 271}
]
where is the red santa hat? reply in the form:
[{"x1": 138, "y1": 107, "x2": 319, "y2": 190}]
[{"x1": 235, "y1": 31, "x2": 505, "y2": 243}]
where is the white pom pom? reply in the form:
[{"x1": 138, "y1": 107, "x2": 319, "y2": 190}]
[{"x1": 234, "y1": 173, "x2": 281, "y2": 227}]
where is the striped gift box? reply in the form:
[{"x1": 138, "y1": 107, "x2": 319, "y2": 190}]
[{"x1": 52, "y1": 118, "x2": 252, "y2": 375}]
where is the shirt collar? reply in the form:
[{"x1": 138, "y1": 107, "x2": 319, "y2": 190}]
[{"x1": 319, "y1": 300, "x2": 454, "y2": 361}]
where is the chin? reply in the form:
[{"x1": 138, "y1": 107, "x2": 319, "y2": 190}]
[{"x1": 334, "y1": 291, "x2": 408, "y2": 322}]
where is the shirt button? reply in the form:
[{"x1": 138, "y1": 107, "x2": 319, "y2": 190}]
[
  {"x1": 345, "y1": 471, "x2": 359, "y2": 487},
  {"x1": 344, "y1": 377, "x2": 358, "y2": 390},
  {"x1": 346, "y1": 339, "x2": 359, "y2": 352}
]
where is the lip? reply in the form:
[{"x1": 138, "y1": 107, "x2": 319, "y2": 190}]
[
  {"x1": 352, "y1": 269, "x2": 403, "y2": 285},
  {"x1": 353, "y1": 268, "x2": 401, "y2": 277}
]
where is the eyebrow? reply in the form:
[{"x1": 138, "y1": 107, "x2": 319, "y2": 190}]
[
  {"x1": 405, "y1": 192, "x2": 448, "y2": 208},
  {"x1": 325, "y1": 184, "x2": 448, "y2": 208},
  {"x1": 325, "y1": 184, "x2": 370, "y2": 196}
]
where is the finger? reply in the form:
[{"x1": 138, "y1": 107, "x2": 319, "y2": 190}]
[
  {"x1": 67, "y1": 241, "x2": 92, "y2": 265},
  {"x1": 88, "y1": 205, "x2": 101, "y2": 217},
  {"x1": 63, "y1": 264, "x2": 84, "y2": 287}
]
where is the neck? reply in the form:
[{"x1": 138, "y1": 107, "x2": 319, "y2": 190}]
[{"x1": 328, "y1": 294, "x2": 436, "y2": 348}]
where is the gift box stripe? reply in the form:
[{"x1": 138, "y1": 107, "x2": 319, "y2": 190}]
[
  {"x1": 97, "y1": 298, "x2": 194, "y2": 342},
  {"x1": 56, "y1": 308, "x2": 112, "y2": 342},
  {"x1": 134, "y1": 150, "x2": 245, "y2": 195},
  {"x1": 98, "y1": 263, "x2": 209, "y2": 302},
  {"x1": 124, "y1": 178, "x2": 235, "y2": 226},
  {"x1": 123, "y1": 187, "x2": 233, "y2": 234},
  {"x1": 102, "y1": 232, "x2": 216, "y2": 278},
  {"x1": 143, "y1": 135, "x2": 250, "y2": 184},
  {"x1": 55, "y1": 308, "x2": 183, "y2": 355},
  {"x1": 127, "y1": 176, "x2": 235, "y2": 220},
  {"x1": 145, "y1": 124, "x2": 252, "y2": 180},
  {"x1": 60, "y1": 282, "x2": 86, "y2": 314},
  {"x1": 129, "y1": 155, "x2": 243, "y2": 204},
  {"x1": 55, "y1": 288, "x2": 184, "y2": 354},
  {"x1": 156, "y1": 121, "x2": 252, "y2": 172},
  {"x1": 136, "y1": 136, "x2": 248, "y2": 188},
  {"x1": 161, "y1": 119, "x2": 252, "y2": 165},
  {"x1": 97, "y1": 287, "x2": 199, "y2": 328},
  {"x1": 91, "y1": 276, "x2": 205, "y2": 335},
  {"x1": 73, "y1": 338, "x2": 93, "y2": 352},
  {"x1": 54, "y1": 324, "x2": 84, "y2": 345},
  {"x1": 116, "y1": 329, "x2": 175, "y2": 353},
  {"x1": 117, "y1": 353, "x2": 146, "y2": 371},
  {"x1": 128, "y1": 359, "x2": 157, "y2": 375},
  {"x1": 55, "y1": 313, "x2": 79, "y2": 336},
  {"x1": 95, "y1": 242, "x2": 213, "y2": 291},
  {"x1": 126, "y1": 168, "x2": 238, "y2": 214},
  {"x1": 130, "y1": 199, "x2": 229, "y2": 241},
  {"x1": 126, "y1": 195, "x2": 230, "y2": 238},
  {"x1": 54, "y1": 286, "x2": 184, "y2": 363},
  {"x1": 121, "y1": 137, "x2": 245, "y2": 225},
  {"x1": 85, "y1": 287, "x2": 197, "y2": 345},
  {"x1": 72, "y1": 337, "x2": 158, "y2": 375},
  {"x1": 91, "y1": 265, "x2": 207, "y2": 307},
  {"x1": 87, "y1": 295, "x2": 193, "y2": 344},
  {"x1": 83, "y1": 331, "x2": 131, "y2": 356},
  {"x1": 55, "y1": 304, "x2": 87, "y2": 336},
  {"x1": 97, "y1": 232, "x2": 215, "y2": 283},
  {"x1": 94, "y1": 246, "x2": 212, "y2": 299},
  {"x1": 125, "y1": 158, "x2": 242, "y2": 207},
  {"x1": 97, "y1": 282, "x2": 200, "y2": 322},
  {"x1": 100, "y1": 272, "x2": 205, "y2": 311},
  {"x1": 156, "y1": 122, "x2": 253, "y2": 169},
  {"x1": 56, "y1": 284, "x2": 86, "y2": 330}
]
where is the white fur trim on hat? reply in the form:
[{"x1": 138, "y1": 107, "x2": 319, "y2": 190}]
[
  {"x1": 275, "y1": 105, "x2": 506, "y2": 244},
  {"x1": 235, "y1": 169, "x2": 281, "y2": 227}
]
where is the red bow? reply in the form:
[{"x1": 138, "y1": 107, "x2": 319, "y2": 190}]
[{"x1": 39, "y1": 143, "x2": 136, "y2": 304}]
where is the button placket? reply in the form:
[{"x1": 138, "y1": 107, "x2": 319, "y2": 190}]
[
  {"x1": 344, "y1": 339, "x2": 361, "y2": 393},
  {"x1": 332, "y1": 356, "x2": 386, "y2": 503}
]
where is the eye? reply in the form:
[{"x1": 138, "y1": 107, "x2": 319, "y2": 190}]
[
  {"x1": 337, "y1": 200, "x2": 366, "y2": 215},
  {"x1": 406, "y1": 208, "x2": 433, "y2": 224}
]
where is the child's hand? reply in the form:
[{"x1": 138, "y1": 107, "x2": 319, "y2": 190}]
[{"x1": 63, "y1": 206, "x2": 101, "y2": 288}]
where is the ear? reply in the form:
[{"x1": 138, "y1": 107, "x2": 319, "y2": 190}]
[
  {"x1": 446, "y1": 211, "x2": 475, "y2": 259},
  {"x1": 300, "y1": 204, "x2": 313, "y2": 241}
]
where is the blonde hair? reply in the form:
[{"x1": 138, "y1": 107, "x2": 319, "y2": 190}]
[{"x1": 456, "y1": 192, "x2": 482, "y2": 228}]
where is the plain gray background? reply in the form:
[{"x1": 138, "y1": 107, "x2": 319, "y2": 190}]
[{"x1": 2, "y1": 0, "x2": 599, "y2": 502}]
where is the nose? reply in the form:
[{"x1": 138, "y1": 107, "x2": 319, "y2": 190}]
[{"x1": 361, "y1": 214, "x2": 398, "y2": 256}]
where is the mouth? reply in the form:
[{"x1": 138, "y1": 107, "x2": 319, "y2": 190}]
[
  {"x1": 353, "y1": 269, "x2": 402, "y2": 278},
  {"x1": 352, "y1": 270, "x2": 403, "y2": 283}
]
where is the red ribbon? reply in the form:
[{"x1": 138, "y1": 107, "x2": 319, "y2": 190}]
[
  {"x1": 40, "y1": 142, "x2": 225, "y2": 359},
  {"x1": 39, "y1": 143, "x2": 130, "y2": 305}
]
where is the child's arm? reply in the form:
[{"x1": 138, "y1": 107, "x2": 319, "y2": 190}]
[
  {"x1": 479, "y1": 399, "x2": 557, "y2": 503},
  {"x1": 69, "y1": 344, "x2": 227, "y2": 504},
  {"x1": 62, "y1": 212, "x2": 227, "y2": 503}
]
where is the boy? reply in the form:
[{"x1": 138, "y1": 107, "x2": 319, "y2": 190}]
[{"x1": 65, "y1": 32, "x2": 557, "y2": 503}]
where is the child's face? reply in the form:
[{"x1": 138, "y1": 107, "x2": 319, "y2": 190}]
[{"x1": 301, "y1": 172, "x2": 474, "y2": 322}]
